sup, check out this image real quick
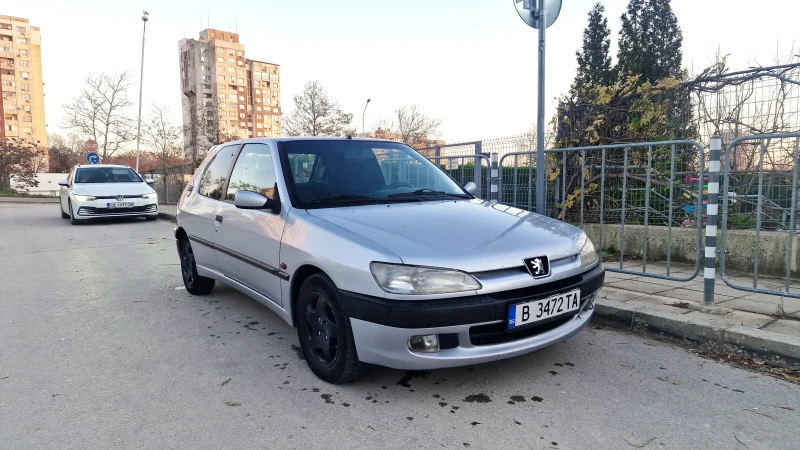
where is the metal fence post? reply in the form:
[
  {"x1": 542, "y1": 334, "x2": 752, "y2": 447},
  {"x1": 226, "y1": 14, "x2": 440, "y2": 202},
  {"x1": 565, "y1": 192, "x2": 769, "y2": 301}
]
[
  {"x1": 704, "y1": 136, "x2": 722, "y2": 305},
  {"x1": 474, "y1": 141, "x2": 483, "y2": 197},
  {"x1": 490, "y1": 152, "x2": 499, "y2": 203}
]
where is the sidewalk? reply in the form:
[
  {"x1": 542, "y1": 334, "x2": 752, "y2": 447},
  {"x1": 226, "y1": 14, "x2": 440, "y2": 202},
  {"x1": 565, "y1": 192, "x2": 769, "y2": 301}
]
[{"x1": 596, "y1": 262, "x2": 800, "y2": 368}]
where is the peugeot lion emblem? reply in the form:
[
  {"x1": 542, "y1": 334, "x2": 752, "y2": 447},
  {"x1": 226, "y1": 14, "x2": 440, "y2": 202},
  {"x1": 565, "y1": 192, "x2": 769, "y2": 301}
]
[{"x1": 524, "y1": 256, "x2": 550, "y2": 278}]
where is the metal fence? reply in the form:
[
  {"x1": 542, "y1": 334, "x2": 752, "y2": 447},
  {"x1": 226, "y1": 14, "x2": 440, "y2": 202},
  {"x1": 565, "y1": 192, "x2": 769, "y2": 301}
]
[
  {"x1": 498, "y1": 140, "x2": 707, "y2": 282},
  {"x1": 140, "y1": 163, "x2": 195, "y2": 203}
]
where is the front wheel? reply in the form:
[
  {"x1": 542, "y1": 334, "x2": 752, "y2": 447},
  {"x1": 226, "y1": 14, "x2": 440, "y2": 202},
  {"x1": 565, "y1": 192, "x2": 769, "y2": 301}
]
[
  {"x1": 296, "y1": 273, "x2": 363, "y2": 384},
  {"x1": 68, "y1": 200, "x2": 82, "y2": 225},
  {"x1": 180, "y1": 237, "x2": 215, "y2": 295}
]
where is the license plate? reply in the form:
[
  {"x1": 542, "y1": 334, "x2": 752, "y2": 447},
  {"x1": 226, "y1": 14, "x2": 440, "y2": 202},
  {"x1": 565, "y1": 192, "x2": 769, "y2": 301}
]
[
  {"x1": 508, "y1": 289, "x2": 581, "y2": 329},
  {"x1": 107, "y1": 202, "x2": 134, "y2": 208}
]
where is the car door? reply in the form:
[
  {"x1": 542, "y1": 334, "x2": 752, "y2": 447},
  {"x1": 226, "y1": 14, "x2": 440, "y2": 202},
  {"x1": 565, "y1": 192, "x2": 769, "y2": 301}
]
[
  {"x1": 212, "y1": 142, "x2": 286, "y2": 306},
  {"x1": 180, "y1": 144, "x2": 240, "y2": 272}
]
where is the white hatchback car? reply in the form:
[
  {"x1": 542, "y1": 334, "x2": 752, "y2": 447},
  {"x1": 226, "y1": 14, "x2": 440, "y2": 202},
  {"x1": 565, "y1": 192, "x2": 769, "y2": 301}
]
[
  {"x1": 58, "y1": 164, "x2": 159, "y2": 224},
  {"x1": 175, "y1": 138, "x2": 603, "y2": 383}
]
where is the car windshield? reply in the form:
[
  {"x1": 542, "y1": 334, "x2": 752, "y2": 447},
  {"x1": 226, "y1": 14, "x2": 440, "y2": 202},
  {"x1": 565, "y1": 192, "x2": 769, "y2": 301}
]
[
  {"x1": 74, "y1": 167, "x2": 142, "y2": 183},
  {"x1": 279, "y1": 140, "x2": 470, "y2": 208}
]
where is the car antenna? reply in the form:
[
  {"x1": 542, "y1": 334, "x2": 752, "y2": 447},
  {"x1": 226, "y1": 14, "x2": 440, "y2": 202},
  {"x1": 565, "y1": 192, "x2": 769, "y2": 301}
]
[{"x1": 346, "y1": 135, "x2": 353, "y2": 139}]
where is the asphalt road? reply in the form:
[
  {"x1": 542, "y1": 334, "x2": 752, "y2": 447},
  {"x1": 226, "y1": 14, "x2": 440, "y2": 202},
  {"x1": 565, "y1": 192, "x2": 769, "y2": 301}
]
[{"x1": 1, "y1": 203, "x2": 798, "y2": 450}]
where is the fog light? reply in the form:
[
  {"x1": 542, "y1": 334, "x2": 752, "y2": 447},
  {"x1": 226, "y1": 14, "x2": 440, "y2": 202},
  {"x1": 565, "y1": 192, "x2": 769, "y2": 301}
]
[{"x1": 408, "y1": 334, "x2": 440, "y2": 353}]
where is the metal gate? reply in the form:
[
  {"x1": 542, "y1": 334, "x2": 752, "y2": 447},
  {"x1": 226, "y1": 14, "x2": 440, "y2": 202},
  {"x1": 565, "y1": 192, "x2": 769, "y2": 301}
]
[{"x1": 719, "y1": 132, "x2": 800, "y2": 298}]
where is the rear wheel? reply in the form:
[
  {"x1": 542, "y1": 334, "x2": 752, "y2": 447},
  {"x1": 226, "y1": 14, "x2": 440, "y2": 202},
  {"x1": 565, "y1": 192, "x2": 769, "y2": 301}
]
[
  {"x1": 180, "y1": 237, "x2": 215, "y2": 295},
  {"x1": 296, "y1": 273, "x2": 363, "y2": 384}
]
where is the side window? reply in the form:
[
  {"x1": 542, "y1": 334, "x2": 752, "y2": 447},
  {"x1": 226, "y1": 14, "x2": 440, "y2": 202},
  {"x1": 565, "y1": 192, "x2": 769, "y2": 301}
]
[
  {"x1": 199, "y1": 145, "x2": 238, "y2": 200},
  {"x1": 67, "y1": 168, "x2": 75, "y2": 185},
  {"x1": 286, "y1": 153, "x2": 317, "y2": 184},
  {"x1": 225, "y1": 143, "x2": 278, "y2": 201}
]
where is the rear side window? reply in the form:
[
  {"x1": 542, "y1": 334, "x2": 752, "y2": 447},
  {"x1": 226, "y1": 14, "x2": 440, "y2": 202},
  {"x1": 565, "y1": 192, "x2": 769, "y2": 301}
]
[
  {"x1": 199, "y1": 145, "x2": 239, "y2": 200},
  {"x1": 225, "y1": 143, "x2": 278, "y2": 201}
]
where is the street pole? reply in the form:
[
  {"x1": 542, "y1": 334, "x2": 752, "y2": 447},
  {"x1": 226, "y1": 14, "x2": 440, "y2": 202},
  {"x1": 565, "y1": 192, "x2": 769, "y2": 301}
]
[
  {"x1": 362, "y1": 98, "x2": 371, "y2": 135},
  {"x1": 135, "y1": 12, "x2": 149, "y2": 173},
  {"x1": 535, "y1": 0, "x2": 546, "y2": 215}
]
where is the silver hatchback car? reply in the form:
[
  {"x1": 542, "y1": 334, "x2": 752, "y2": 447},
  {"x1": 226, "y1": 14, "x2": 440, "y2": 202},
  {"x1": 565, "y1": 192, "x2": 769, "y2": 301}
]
[{"x1": 175, "y1": 138, "x2": 604, "y2": 383}]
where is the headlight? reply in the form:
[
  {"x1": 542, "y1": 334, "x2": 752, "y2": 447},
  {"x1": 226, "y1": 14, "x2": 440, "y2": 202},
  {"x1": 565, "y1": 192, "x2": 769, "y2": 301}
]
[
  {"x1": 369, "y1": 262, "x2": 482, "y2": 295},
  {"x1": 580, "y1": 237, "x2": 599, "y2": 267},
  {"x1": 143, "y1": 192, "x2": 158, "y2": 199},
  {"x1": 73, "y1": 194, "x2": 96, "y2": 202}
]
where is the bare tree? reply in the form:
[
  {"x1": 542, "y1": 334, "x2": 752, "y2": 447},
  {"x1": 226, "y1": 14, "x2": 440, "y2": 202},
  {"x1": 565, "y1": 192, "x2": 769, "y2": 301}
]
[
  {"x1": 61, "y1": 72, "x2": 136, "y2": 160},
  {"x1": 283, "y1": 81, "x2": 355, "y2": 136},
  {"x1": 377, "y1": 105, "x2": 442, "y2": 148},
  {"x1": 182, "y1": 92, "x2": 243, "y2": 165},
  {"x1": 691, "y1": 42, "x2": 800, "y2": 171},
  {"x1": 517, "y1": 122, "x2": 556, "y2": 166},
  {"x1": 142, "y1": 105, "x2": 185, "y2": 192},
  {"x1": 47, "y1": 133, "x2": 85, "y2": 173}
]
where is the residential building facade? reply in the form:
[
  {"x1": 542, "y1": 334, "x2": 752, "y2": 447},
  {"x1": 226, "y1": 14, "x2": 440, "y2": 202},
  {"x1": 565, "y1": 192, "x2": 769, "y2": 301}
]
[
  {"x1": 0, "y1": 15, "x2": 46, "y2": 149},
  {"x1": 178, "y1": 29, "x2": 281, "y2": 162}
]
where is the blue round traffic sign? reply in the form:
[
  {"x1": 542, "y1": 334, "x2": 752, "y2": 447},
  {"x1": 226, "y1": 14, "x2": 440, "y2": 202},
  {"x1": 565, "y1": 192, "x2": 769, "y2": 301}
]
[{"x1": 87, "y1": 152, "x2": 100, "y2": 164}]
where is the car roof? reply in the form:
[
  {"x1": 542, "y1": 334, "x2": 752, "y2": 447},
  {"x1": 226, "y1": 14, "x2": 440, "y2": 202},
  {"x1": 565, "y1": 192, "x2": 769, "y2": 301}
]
[
  {"x1": 216, "y1": 136, "x2": 404, "y2": 146},
  {"x1": 73, "y1": 164, "x2": 132, "y2": 169}
]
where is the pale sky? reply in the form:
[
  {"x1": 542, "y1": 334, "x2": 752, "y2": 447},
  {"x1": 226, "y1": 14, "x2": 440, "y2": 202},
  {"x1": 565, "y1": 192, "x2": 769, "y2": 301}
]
[{"x1": 14, "y1": 0, "x2": 800, "y2": 145}]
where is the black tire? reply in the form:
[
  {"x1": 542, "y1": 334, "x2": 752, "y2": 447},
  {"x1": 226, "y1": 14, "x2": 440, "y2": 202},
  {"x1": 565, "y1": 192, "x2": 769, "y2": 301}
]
[
  {"x1": 179, "y1": 237, "x2": 215, "y2": 295},
  {"x1": 145, "y1": 215, "x2": 157, "y2": 221},
  {"x1": 60, "y1": 204, "x2": 69, "y2": 219},
  {"x1": 68, "y1": 200, "x2": 82, "y2": 225},
  {"x1": 296, "y1": 273, "x2": 363, "y2": 384}
]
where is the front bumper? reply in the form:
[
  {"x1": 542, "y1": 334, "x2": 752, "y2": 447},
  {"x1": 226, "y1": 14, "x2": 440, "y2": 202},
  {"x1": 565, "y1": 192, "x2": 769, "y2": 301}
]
[
  {"x1": 344, "y1": 264, "x2": 603, "y2": 370},
  {"x1": 73, "y1": 198, "x2": 158, "y2": 218}
]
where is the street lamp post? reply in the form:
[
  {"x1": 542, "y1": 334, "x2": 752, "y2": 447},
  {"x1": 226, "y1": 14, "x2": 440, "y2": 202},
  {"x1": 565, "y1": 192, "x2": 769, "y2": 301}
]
[
  {"x1": 135, "y1": 11, "x2": 149, "y2": 173},
  {"x1": 362, "y1": 98, "x2": 371, "y2": 135}
]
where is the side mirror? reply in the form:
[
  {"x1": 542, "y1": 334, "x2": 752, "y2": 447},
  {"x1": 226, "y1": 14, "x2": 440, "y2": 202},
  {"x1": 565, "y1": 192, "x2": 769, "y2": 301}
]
[
  {"x1": 58, "y1": 179, "x2": 69, "y2": 187},
  {"x1": 464, "y1": 182, "x2": 477, "y2": 196},
  {"x1": 234, "y1": 190, "x2": 276, "y2": 211},
  {"x1": 144, "y1": 178, "x2": 155, "y2": 185}
]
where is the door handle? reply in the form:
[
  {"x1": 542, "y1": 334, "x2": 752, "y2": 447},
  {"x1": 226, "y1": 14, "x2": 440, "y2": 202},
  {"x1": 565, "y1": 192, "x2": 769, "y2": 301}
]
[{"x1": 215, "y1": 215, "x2": 223, "y2": 223}]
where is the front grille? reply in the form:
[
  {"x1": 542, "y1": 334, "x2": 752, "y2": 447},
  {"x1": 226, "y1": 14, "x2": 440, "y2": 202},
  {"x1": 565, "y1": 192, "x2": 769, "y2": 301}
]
[
  {"x1": 77, "y1": 204, "x2": 157, "y2": 216},
  {"x1": 94, "y1": 195, "x2": 144, "y2": 199},
  {"x1": 468, "y1": 295, "x2": 594, "y2": 346}
]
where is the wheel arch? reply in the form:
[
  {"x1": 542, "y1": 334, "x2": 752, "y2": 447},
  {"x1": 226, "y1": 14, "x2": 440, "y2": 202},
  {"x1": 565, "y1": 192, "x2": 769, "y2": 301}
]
[{"x1": 289, "y1": 264, "x2": 324, "y2": 327}]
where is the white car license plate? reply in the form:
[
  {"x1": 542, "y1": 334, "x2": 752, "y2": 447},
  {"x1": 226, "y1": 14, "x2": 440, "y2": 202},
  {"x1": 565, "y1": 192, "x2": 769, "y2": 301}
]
[
  {"x1": 508, "y1": 289, "x2": 581, "y2": 329},
  {"x1": 107, "y1": 202, "x2": 134, "y2": 208}
]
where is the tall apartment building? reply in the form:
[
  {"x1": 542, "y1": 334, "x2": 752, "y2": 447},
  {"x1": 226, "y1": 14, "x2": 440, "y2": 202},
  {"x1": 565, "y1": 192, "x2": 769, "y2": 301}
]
[
  {"x1": 179, "y1": 29, "x2": 281, "y2": 161},
  {"x1": 0, "y1": 15, "x2": 46, "y2": 149}
]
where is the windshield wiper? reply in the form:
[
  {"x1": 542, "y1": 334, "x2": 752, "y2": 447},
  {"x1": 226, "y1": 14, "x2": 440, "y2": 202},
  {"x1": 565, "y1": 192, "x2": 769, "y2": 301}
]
[
  {"x1": 309, "y1": 195, "x2": 381, "y2": 204},
  {"x1": 387, "y1": 189, "x2": 470, "y2": 199}
]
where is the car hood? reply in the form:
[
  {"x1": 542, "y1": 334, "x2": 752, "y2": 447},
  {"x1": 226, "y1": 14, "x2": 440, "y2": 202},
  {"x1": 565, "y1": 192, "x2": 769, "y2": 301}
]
[
  {"x1": 307, "y1": 199, "x2": 586, "y2": 273},
  {"x1": 72, "y1": 182, "x2": 152, "y2": 196}
]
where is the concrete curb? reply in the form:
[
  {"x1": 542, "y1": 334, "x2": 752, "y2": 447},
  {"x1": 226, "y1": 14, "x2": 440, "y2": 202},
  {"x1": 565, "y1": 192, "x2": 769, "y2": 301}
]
[
  {"x1": 158, "y1": 211, "x2": 177, "y2": 221},
  {"x1": 594, "y1": 298, "x2": 800, "y2": 369},
  {"x1": 0, "y1": 197, "x2": 59, "y2": 203}
]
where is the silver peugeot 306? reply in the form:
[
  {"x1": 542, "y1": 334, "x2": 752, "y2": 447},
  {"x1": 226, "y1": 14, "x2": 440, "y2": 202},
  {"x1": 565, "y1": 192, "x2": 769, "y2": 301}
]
[{"x1": 174, "y1": 137, "x2": 604, "y2": 383}]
